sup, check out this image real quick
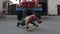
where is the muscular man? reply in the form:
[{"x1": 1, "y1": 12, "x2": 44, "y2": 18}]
[{"x1": 17, "y1": 14, "x2": 42, "y2": 31}]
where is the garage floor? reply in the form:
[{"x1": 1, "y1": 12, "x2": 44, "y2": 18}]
[{"x1": 0, "y1": 15, "x2": 60, "y2": 34}]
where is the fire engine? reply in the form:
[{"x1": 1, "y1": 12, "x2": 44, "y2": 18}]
[{"x1": 16, "y1": 0, "x2": 43, "y2": 11}]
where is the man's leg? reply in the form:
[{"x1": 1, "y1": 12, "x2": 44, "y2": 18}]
[
  {"x1": 17, "y1": 11, "x2": 23, "y2": 27},
  {"x1": 25, "y1": 20, "x2": 30, "y2": 29},
  {"x1": 17, "y1": 20, "x2": 25, "y2": 27}
]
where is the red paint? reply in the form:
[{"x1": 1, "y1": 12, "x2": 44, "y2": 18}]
[{"x1": 16, "y1": 0, "x2": 42, "y2": 8}]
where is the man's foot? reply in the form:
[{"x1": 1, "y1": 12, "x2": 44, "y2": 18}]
[{"x1": 27, "y1": 27, "x2": 29, "y2": 29}]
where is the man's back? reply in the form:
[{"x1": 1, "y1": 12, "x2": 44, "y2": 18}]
[{"x1": 25, "y1": 15, "x2": 35, "y2": 22}]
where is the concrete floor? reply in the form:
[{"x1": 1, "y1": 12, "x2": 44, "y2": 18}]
[{"x1": 0, "y1": 15, "x2": 60, "y2": 34}]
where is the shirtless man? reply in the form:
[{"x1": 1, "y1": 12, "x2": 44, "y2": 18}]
[{"x1": 17, "y1": 14, "x2": 42, "y2": 31}]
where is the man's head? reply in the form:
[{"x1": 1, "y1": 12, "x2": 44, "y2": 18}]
[
  {"x1": 32, "y1": 14, "x2": 42, "y2": 24},
  {"x1": 31, "y1": 14, "x2": 38, "y2": 20}
]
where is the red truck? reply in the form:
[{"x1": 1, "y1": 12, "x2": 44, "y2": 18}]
[{"x1": 16, "y1": 0, "x2": 42, "y2": 8}]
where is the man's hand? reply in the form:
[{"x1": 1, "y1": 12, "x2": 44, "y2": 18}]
[{"x1": 39, "y1": 20, "x2": 42, "y2": 24}]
